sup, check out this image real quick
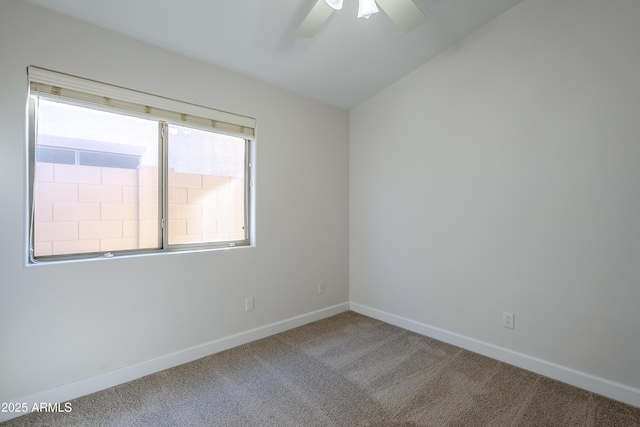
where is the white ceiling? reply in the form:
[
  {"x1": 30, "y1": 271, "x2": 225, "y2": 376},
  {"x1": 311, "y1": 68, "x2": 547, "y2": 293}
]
[{"x1": 22, "y1": 0, "x2": 525, "y2": 110}]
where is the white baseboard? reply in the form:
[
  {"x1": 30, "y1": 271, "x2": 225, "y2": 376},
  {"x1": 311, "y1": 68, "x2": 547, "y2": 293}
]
[
  {"x1": 0, "y1": 302, "x2": 350, "y2": 423},
  {"x1": 349, "y1": 302, "x2": 640, "y2": 409}
]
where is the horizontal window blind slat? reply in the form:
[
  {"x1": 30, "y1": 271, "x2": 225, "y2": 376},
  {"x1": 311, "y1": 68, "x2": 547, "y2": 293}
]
[{"x1": 28, "y1": 67, "x2": 256, "y2": 140}]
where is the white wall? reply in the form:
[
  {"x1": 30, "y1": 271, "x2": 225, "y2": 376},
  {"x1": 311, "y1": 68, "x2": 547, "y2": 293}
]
[
  {"x1": 350, "y1": 0, "x2": 640, "y2": 404},
  {"x1": 0, "y1": 0, "x2": 349, "y2": 406}
]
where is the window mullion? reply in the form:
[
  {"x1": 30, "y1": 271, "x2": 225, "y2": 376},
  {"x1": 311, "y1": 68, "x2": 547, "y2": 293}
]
[{"x1": 160, "y1": 121, "x2": 168, "y2": 249}]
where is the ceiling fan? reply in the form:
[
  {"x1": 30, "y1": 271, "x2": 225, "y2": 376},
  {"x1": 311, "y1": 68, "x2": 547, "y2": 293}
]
[{"x1": 296, "y1": 0, "x2": 426, "y2": 38}]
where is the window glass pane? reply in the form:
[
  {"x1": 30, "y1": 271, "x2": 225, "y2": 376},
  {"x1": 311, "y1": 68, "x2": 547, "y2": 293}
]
[
  {"x1": 33, "y1": 99, "x2": 159, "y2": 257},
  {"x1": 36, "y1": 147, "x2": 75, "y2": 165},
  {"x1": 167, "y1": 124, "x2": 246, "y2": 245},
  {"x1": 78, "y1": 151, "x2": 141, "y2": 169}
]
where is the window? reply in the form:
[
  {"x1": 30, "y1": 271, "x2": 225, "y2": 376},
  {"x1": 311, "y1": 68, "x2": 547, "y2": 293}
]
[{"x1": 27, "y1": 67, "x2": 255, "y2": 262}]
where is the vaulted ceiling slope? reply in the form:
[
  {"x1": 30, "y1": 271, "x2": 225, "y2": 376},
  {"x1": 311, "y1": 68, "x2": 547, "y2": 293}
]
[{"x1": 21, "y1": 0, "x2": 525, "y2": 110}]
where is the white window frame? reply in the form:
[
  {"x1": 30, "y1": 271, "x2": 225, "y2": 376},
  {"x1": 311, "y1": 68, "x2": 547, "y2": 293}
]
[{"x1": 27, "y1": 66, "x2": 256, "y2": 263}]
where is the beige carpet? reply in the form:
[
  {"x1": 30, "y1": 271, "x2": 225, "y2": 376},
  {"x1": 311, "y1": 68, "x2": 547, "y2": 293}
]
[{"x1": 3, "y1": 311, "x2": 640, "y2": 426}]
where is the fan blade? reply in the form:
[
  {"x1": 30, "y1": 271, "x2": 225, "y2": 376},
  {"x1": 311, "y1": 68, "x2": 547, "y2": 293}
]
[
  {"x1": 296, "y1": 0, "x2": 335, "y2": 38},
  {"x1": 375, "y1": 0, "x2": 426, "y2": 33}
]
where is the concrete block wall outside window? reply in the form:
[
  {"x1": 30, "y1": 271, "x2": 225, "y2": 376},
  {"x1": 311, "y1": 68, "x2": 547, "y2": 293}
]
[{"x1": 33, "y1": 163, "x2": 243, "y2": 256}]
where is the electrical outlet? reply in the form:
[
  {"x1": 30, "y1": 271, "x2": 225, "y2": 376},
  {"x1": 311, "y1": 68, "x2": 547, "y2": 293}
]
[
  {"x1": 245, "y1": 296, "x2": 254, "y2": 312},
  {"x1": 318, "y1": 282, "x2": 325, "y2": 294},
  {"x1": 503, "y1": 312, "x2": 514, "y2": 329}
]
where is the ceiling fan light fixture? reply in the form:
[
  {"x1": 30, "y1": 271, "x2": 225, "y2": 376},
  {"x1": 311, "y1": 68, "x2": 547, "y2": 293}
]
[
  {"x1": 325, "y1": 0, "x2": 343, "y2": 10},
  {"x1": 357, "y1": 0, "x2": 379, "y2": 19}
]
